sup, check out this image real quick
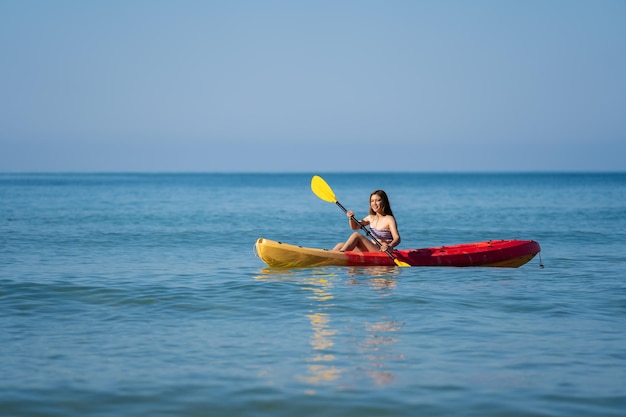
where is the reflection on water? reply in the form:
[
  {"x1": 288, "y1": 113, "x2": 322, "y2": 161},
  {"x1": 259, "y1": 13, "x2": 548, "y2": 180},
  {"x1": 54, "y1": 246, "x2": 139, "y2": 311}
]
[
  {"x1": 350, "y1": 268, "x2": 404, "y2": 386},
  {"x1": 360, "y1": 318, "x2": 405, "y2": 385},
  {"x1": 253, "y1": 267, "x2": 298, "y2": 279},
  {"x1": 346, "y1": 266, "x2": 401, "y2": 278},
  {"x1": 346, "y1": 266, "x2": 400, "y2": 292},
  {"x1": 348, "y1": 266, "x2": 400, "y2": 290},
  {"x1": 299, "y1": 276, "x2": 340, "y2": 386},
  {"x1": 254, "y1": 265, "x2": 401, "y2": 281},
  {"x1": 254, "y1": 267, "x2": 405, "y2": 390}
]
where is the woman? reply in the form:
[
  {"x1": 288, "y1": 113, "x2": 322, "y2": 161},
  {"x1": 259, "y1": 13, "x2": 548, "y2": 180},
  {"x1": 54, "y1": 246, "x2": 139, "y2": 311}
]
[{"x1": 333, "y1": 190, "x2": 401, "y2": 252}]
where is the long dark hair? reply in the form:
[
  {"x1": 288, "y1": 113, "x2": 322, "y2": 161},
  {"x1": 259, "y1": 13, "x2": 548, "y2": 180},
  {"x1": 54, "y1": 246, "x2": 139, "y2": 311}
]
[{"x1": 369, "y1": 190, "x2": 394, "y2": 216}]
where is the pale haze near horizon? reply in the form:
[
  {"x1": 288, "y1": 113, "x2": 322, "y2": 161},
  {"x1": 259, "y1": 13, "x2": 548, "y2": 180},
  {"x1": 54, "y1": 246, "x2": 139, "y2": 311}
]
[{"x1": 1, "y1": 1, "x2": 625, "y2": 173}]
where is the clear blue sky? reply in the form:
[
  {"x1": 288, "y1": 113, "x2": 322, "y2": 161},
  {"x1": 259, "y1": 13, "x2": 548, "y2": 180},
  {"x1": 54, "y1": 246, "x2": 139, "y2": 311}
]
[{"x1": 1, "y1": 0, "x2": 625, "y2": 172}]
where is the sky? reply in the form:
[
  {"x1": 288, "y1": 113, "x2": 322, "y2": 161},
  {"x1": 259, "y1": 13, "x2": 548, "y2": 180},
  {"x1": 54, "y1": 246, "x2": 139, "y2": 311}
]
[{"x1": 1, "y1": 0, "x2": 625, "y2": 172}]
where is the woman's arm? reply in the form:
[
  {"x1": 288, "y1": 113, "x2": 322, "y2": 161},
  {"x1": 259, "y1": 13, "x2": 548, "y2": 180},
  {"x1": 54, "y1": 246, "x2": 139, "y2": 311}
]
[
  {"x1": 347, "y1": 211, "x2": 369, "y2": 230},
  {"x1": 382, "y1": 216, "x2": 401, "y2": 251}
]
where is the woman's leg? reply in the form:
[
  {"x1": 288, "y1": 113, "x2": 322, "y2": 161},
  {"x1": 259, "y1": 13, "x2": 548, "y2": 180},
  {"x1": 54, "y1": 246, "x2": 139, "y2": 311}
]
[
  {"x1": 334, "y1": 232, "x2": 360, "y2": 251},
  {"x1": 338, "y1": 232, "x2": 379, "y2": 252}
]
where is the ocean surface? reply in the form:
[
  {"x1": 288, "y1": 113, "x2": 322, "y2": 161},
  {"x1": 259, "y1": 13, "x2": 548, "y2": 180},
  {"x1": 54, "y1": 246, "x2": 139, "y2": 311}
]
[{"x1": 1, "y1": 172, "x2": 625, "y2": 417}]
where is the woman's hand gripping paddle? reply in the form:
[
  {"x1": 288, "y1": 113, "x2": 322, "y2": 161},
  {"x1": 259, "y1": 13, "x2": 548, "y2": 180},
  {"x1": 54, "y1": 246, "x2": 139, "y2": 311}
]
[{"x1": 310, "y1": 175, "x2": 410, "y2": 267}]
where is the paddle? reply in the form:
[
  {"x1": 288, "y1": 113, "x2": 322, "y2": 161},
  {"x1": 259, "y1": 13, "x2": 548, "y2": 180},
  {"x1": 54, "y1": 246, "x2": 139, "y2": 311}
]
[{"x1": 310, "y1": 175, "x2": 410, "y2": 267}]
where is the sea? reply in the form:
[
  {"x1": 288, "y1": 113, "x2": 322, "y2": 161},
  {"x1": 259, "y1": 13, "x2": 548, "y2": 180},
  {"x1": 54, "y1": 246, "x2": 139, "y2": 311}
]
[{"x1": 1, "y1": 172, "x2": 625, "y2": 417}]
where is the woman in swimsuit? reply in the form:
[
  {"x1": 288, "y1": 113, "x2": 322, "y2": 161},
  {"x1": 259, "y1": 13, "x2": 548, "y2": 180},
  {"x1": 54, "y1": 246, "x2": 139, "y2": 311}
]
[{"x1": 333, "y1": 190, "x2": 401, "y2": 252}]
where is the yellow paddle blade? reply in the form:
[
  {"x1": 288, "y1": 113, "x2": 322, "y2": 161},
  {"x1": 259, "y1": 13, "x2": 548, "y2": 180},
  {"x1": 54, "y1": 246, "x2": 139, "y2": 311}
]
[
  {"x1": 393, "y1": 258, "x2": 411, "y2": 267},
  {"x1": 311, "y1": 175, "x2": 337, "y2": 203}
]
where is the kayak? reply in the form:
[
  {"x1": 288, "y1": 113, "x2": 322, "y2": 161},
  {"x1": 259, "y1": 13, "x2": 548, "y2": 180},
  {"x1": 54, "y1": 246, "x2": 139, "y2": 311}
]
[{"x1": 255, "y1": 237, "x2": 541, "y2": 268}]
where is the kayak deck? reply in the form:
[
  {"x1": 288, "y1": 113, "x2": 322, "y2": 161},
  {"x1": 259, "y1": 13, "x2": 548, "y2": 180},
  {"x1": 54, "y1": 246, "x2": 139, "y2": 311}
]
[{"x1": 255, "y1": 238, "x2": 541, "y2": 268}]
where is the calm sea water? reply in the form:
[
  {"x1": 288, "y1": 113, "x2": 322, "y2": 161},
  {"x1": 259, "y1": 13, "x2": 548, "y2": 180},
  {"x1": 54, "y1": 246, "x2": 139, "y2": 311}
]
[{"x1": 1, "y1": 173, "x2": 625, "y2": 417}]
